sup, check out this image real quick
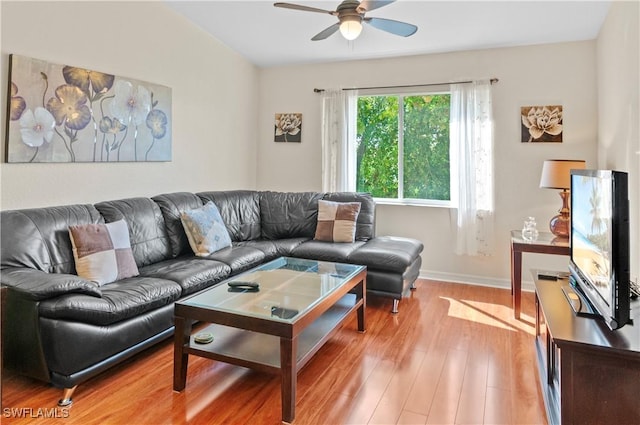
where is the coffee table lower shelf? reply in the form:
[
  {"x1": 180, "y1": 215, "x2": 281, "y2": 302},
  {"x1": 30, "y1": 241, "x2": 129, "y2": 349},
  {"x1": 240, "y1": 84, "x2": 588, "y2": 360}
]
[
  {"x1": 184, "y1": 294, "x2": 358, "y2": 373},
  {"x1": 173, "y1": 292, "x2": 364, "y2": 423}
]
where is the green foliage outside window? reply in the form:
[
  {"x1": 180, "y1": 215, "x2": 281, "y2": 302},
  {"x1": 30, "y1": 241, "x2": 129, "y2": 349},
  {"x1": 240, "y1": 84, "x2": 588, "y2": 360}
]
[
  {"x1": 356, "y1": 94, "x2": 451, "y2": 201},
  {"x1": 356, "y1": 96, "x2": 399, "y2": 198}
]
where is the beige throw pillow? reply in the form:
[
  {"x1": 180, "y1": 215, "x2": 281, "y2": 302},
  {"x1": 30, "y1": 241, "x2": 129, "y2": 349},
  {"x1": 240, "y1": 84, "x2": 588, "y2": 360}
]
[
  {"x1": 314, "y1": 200, "x2": 361, "y2": 243},
  {"x1": 68, "y1": 219, "x2": 139, "y2": 285}
]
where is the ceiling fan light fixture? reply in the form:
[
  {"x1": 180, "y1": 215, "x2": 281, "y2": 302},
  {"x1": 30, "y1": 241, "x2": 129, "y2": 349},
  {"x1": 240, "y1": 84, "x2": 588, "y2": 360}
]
[
  {"x1": 274, "y1": 1, "x2": 417, "y2": 41},
  {"x1": 339, "y1": 16, "x2": 362, "y2": 40}
]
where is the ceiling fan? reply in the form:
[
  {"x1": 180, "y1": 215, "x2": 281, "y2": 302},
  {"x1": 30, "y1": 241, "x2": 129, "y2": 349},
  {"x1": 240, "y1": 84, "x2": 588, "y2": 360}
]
[{"x1": 273, "y1": 0, "x2": 418, "y2": 41}]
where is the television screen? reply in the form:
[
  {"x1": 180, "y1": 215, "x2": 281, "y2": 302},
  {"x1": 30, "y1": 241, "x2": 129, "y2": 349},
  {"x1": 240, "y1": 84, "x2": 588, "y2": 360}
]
[
  {"x1": 571, "y1": 174, "x2": 613, "y2": 305},
  {"x1": 569, "y1": 169, "x2": 630, "y2": 330}
]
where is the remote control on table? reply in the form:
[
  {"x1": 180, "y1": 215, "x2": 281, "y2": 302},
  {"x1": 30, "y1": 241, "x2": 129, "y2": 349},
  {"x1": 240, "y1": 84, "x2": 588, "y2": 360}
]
[{"x1": 227, "y1": 281, "x2": 259, "y2": 290}]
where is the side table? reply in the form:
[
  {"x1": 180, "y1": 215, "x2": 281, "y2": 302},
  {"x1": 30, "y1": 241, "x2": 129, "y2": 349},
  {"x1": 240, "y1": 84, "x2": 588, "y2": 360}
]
[{"x1": 510, "y1": 230, "x2": 569, "y2": 319}]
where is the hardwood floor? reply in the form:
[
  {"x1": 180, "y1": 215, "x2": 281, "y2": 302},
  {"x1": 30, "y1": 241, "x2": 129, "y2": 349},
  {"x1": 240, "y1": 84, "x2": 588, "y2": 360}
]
[{"x1": 1, "y1": 280, "x2": 546, "y2": 425}]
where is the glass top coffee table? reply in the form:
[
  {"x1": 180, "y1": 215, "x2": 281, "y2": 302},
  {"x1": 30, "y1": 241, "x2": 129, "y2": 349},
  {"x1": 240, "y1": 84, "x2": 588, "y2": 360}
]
[{"x1": 173, "y1": 257, "x2": 367, "y2": 423}]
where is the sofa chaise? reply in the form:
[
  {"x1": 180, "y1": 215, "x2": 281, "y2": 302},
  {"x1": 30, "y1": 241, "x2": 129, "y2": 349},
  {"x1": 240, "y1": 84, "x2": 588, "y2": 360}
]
[{"x1": 0, "y1": 190, "x2": 423, "y2": 406}]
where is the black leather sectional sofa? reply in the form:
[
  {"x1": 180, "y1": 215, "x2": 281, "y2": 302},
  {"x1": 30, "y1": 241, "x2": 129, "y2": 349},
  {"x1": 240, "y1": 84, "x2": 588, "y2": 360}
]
[{"x1": 0, "y1": 190, "x2": 423, "y2": 406}]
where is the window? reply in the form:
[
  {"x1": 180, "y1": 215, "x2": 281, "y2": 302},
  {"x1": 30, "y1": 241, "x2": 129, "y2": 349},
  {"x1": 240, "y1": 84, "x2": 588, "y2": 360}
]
[
  {"x1": 321, "y1": 80, "x2": 494, "y2": 255},
  {"x1": 355, "y1": 91, "x2": 451, "y2": 204}
]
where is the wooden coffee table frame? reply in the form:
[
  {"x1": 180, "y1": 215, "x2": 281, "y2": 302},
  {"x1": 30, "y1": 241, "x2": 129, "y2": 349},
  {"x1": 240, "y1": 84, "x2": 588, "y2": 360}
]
[{"x1": 173, "y1": 267, "x2": 366, "y2": 424}]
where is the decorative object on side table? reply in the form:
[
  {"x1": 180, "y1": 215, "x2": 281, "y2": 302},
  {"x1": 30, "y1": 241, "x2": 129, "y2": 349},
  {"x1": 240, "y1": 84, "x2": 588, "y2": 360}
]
[
  {"x1": 6, "y1": 54, "x2": 172, "y2": 163},
  {"x1": 521, "y1": 216, "x2": 539, "y2": 242},
  {"x1": 539, "y1": 159, "x2": 586, "y2": 238}
]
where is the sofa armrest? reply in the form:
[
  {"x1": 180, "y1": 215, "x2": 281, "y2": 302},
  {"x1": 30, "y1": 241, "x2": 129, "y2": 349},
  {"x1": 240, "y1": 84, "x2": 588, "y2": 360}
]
[{"x1": 0, "y1": 267, "x2": 102, "y2": 300}]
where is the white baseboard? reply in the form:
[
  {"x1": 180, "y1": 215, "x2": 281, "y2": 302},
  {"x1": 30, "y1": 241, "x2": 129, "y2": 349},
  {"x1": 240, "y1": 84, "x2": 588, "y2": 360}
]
[{"x1": 418, "y1": 270, "x2": 536, "y2": 293}]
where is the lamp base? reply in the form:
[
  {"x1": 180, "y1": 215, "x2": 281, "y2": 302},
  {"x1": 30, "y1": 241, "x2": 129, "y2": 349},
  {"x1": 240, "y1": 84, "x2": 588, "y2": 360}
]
[
  {"x1": 549, "y1": 214, "x2": 570, "y2": 238},
  {"x1": 549, "y1": 189, "x2": 571, "y2": 239}
]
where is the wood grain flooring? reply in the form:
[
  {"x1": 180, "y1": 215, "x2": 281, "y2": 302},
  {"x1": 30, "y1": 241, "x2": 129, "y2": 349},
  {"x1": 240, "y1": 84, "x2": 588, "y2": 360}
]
[{"x1": 1, "y1": 280, "x2": 546, "y2": 425}]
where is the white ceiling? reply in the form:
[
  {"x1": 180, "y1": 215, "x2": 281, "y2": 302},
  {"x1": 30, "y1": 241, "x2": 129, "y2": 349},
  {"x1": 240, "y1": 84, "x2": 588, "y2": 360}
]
[{"x1": 165, "y1": 0, "x2": 612, "y2": 68}]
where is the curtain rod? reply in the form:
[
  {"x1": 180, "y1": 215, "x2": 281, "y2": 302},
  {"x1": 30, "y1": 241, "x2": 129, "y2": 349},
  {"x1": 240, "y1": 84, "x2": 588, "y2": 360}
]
[{"x1": 313, "y1": 78, "x2": 498, "y2": 93}]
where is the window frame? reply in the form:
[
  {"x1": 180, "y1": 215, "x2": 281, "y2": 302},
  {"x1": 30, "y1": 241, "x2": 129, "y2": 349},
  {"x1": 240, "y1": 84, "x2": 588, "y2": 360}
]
[{"x1": 354, "y1": 85, "x2": 454, "y2": 208}]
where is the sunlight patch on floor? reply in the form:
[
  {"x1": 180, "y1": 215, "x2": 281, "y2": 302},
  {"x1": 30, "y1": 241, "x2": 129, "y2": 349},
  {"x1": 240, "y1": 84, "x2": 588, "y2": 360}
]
[
  {"x1": 183, "y1": 366, "x2": 250, "y2": 421},
  {"x1": 441, "y1": 297, "x2": 536, "y2": 334}
]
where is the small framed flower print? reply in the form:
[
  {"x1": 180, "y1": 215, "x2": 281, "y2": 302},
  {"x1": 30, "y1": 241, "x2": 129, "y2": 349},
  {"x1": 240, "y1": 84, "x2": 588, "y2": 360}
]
[
  {"x1": 521, "y1": 105, "x2": 563, "y2": 143},
  {"x1": 274, "y1": 113, "x2": 302, "y2": 143},
  {"x1": 5, "y1": 54, "x2": 172, "y2": 162}
]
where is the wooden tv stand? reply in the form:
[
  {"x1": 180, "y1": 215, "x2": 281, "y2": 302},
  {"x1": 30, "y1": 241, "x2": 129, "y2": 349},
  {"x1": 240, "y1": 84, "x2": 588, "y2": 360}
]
[{"x1": 533, "y1": 271, "x2": 640, "y2": 424}]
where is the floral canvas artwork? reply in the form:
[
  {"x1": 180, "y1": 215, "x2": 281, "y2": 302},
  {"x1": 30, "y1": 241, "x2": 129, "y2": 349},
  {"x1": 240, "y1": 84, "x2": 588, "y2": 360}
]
[
  {"x1": 521, "y1": 105, "x2": 563, "y2": 143},
  {"x1": 6, "y1": 54, "x2": 172, "y2": 162},
  {"x1": 274, "y1": 113, "x2": 302, "y2": 143}
]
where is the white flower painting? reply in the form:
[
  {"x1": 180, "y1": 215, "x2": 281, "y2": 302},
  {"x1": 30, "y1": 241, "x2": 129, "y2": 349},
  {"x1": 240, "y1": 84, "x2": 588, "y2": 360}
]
[
  {"x1": 521, "y1": 105, "x2": 563, "y2": 143},
  {"x1": 6, "y1": 54, "x2": 172, "y2": 162},
  {"x1": 19, "y1": 107, "x2": 56, "y2": 156},
  {"x1": 275, "y1": 113, "x2": 302, "y2": 143}
]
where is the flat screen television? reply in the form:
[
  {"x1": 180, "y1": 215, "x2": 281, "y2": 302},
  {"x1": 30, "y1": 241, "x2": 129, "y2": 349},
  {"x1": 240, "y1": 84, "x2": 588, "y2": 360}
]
[{"x1": 568, "y1": 169, "x2": 630, "y2": 330}]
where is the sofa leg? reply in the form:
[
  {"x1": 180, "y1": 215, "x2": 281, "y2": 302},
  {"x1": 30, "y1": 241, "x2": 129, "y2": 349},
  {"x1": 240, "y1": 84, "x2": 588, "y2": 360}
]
[
  {"x1": 58, "y1": 385, "x2": 77, "y2": 407},
  {"x1": 410, "y1": 281, "x2": 417, "y2": 290},
  {"x1": 391, "y1": 299, "x2": 399, "y2": 314}
]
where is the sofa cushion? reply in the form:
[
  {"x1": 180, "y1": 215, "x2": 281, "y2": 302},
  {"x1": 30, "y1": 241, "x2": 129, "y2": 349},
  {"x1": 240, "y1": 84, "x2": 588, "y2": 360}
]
[
  {"x1": 38, "y1": 276, "x2": 182, "y2": 326},
  {"x1": 235, "y1": 238, "x2": 309, "y2": 261},
  {"x1": 291, "y1": 240, "x2": 366, "y2": 263},
  {"x1": 197, "y1": 191, "x2": 261, "y2": 242},
  {"x1": 139, "y1": 257, "x2": 231, "y2": 296},
  {"x1": 260, "y1": 191, "x2": 323, "y2": 240},
  {"x1": 1, "y1": 204, "x2": 103, "y2": 274},
  {"x1": 347, "y1": 236, "x2": 424, "y2": 273},
  {"x1": 152, "y1": 192, "x2": 204, "y2": 258},
  {"x1": 68, "y1": 220, "x2": 139, "y2": 285},
  {"x1": 180, "y1": 202, "x2": 232, "y2": 256},
  {"x1": 314, "y1": 200, "x2": 361, "y2": 243},
  {"x1": 322, "y1": 192, "x2": 375, "y2": 241},
  {"x1": 94, "y1": 198, "x2": 173, "y2": 268},
  {"x1": 201, "y1": 245, "x2": 266, "y2": 274}
]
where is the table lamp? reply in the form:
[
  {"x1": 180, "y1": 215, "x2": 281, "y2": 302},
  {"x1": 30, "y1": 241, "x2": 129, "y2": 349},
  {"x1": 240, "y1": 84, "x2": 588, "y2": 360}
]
[{"x1": 539, "y1": 159, "x2": 586, "y2": 238}]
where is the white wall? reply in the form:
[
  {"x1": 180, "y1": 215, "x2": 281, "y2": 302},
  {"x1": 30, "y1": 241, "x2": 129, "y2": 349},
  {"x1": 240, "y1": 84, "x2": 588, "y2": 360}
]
[
  {"x1": 257, "y1": 42, "x2": 599, "y2": 287},
  {"x1": 0, "y1": 1, "x2": 259, "y2": 210},
  {"x1": 596, "y1": 0, "x2": 640, "y2": 281},
  {"x1": 2, "y1": 2, "x2": 619, "y2": 289}
]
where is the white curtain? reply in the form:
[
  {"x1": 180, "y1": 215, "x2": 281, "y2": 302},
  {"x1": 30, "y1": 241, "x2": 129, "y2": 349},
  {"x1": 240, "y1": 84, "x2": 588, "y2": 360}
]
[
  {"x1": 450, "y1": 80, "x2": 495, "y2": 256},
  {"x1": 321, "y1": 89, "x2": 358, "y2": 192}
]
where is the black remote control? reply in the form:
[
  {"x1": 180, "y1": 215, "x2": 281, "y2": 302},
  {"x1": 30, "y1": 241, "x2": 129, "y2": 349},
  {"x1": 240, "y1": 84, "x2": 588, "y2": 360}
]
[{"x1": 227, "y1": 281, "x2": 259, "y2": 290}]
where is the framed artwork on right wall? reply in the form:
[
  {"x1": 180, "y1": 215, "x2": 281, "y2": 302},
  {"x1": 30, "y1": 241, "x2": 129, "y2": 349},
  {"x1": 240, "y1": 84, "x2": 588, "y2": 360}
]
[{"x1": 521, "y1": 105, "x2": 563, "y2": 143}]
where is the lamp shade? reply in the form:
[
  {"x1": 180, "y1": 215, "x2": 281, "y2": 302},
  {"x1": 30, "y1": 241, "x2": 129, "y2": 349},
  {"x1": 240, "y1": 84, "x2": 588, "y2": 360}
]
[{"x1": 539, "y1": 159, "x2": 586, "y2": 190}]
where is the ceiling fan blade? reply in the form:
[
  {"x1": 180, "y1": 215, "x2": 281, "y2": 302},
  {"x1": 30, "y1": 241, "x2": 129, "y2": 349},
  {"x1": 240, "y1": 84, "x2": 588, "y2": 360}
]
[
  {"x1": 358, "y1": 0, "x2": 395, "y2": 13},
  {"x1": 365, "y1": 17, "x2": 417, "y2": 37},
  {"x1": 311, "y1": 23, "x2": 340, "y2": 41},
  {"x1": 274, "y1": 2, "x2": 335, "y2": 15}
]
